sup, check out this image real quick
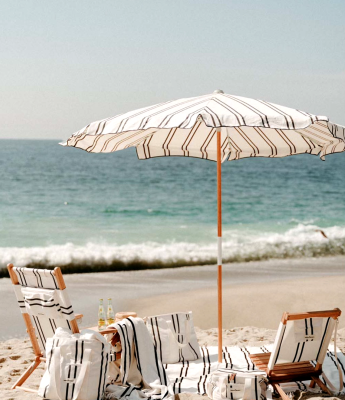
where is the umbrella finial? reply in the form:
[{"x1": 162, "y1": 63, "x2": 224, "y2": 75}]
[{"x1": 213, "y1": 89, "x2": 224, "y2": 94}]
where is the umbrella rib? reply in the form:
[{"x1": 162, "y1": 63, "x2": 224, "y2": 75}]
[
  {"x1": 253, "y1": 127, "x2": 277, "y2": 156},
  {"x1": 296, "y1": 109, "x2": 314, "y2": 125},
  {"x1": 221, "y1": 135, "x2": 229, "y2": 161},
  {"x1": 125, "y1": 130, "x2": 156, "y2": 150},
  {"x1": 257, "y1": 99, "x2": 295, "y2": 129},
  {"x1": 234, "y1": 127, "x2": 260, "y2": 155},
  {"x1": 182, "y1": 121, "x2": 201, "y2": 157},
  {"x1": 210, "y1": 98, "x2": 245, "y2": 126},
  {"x1": 276, "y1": 129, "x2": 296, "y2": 154},
  {"x1": 164, "y1": 127, "x2": 178, "y2": 156},
  {"x1": 222, "y1": 93, "x2": 270, "y2": 127},
  {"x1": 115, "y1": 99, "x2": 180, "y2": 133},
  {"x1": 200, "y1": 128, "x2": 216, "y2": 159},
  {"x1": 178, "y1": 107, "x2": 208, "y2": 129},
  {"x1": 296, "y1": 132, "x2": 317, "y2": 153},
  {"x1": 136, "y1": 97, "x2": 209, "y2": 130},
  {"x1": 227, "y1": 134, "x2": 242, "y2": 160},
  {"x1": 204, "y1": 106, "x2": 222, "y2": 126}
]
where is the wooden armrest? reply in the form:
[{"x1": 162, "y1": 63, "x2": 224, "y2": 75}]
[
  {"x1": 75, "y1": 314, "x2": 83, "y2": 320},
  {"x1": 85, "y1": 325, "x2": 119, "y2": 337},
  {"x1": 98, "y1": 329, "x2": 121, "y2": 350},
  {"x1": 98, "y1": 327, "x2": 118, "y2": 335}
]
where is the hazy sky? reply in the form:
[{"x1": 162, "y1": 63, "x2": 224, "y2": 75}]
[{"x1": 1, "y1": 0, "x2": 344, "y2": 139}]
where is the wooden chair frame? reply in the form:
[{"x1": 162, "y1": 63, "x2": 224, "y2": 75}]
[
  {"x1": 7, "y1": 264, "x2": 83, "y2": 393},
  {"x1": 249, "y1": 308, "x2": 341, "y2": 400}
]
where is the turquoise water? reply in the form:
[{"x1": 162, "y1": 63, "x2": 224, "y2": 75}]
[{"x1": 0, "y1": 140, "x2": 344, "y2": 273}]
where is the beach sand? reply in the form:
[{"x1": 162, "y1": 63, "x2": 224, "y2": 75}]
[
  {"x1": 1, "y1": 325, "x2": 345, "y2": 400},
  {"x1": 129, "y1": 274, "x2": 345, "y2": 331},
  {"x1": 1, "y1": 257, "x2": 345, "y2": 399}
]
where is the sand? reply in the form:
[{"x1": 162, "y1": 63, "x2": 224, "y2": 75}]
[
  {"x1": 1, "y1": 257, "x2": 345, "y2": 399},
  {"x1": 2, "y1": 326, "x2": 345, "y2": 400},
  {"x1": 129, "y1": 274, "x2": 345, "y2": 330}
]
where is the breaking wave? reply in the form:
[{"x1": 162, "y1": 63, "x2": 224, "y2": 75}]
[{"x1": 0, "y1": 224, "x2": 344, "y2": 277}]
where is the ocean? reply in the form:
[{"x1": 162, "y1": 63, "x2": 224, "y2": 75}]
[{"x1": 0, "y1": 140, "x2": 344, "y2": 276}]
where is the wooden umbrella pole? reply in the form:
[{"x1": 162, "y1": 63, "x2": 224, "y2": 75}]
[{"x1": 217, "y1": 129, "x2": 223, "y2": 363}]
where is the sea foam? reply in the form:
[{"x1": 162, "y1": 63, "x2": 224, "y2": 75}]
[{"x1": 0, "y1": 224, "x2": 344, "y2": 276}]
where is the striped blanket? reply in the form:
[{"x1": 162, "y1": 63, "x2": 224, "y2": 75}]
[
  {"x1": 104, "y1": 318, "x2": 345, "y2": 400},
  {"x1": 105, "y1": 317, "x2": 172, "y2": 400},
  {"x1": 165, "y1": 344, "x2": 345, "y2": 396}
]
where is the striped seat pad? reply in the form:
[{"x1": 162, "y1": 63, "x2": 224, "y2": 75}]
[
  {"x1": 13, "y1": 266, "x2": 59, "y2": 289},
  {"x1": 12, "y1": 267, "x2": 76, "y2": 355},
  {"x1": 165, "y1": 345, "x2": 345, "y2": 395},
  {"x1": 64, "y1": 92, "x2": 345, "y2": 161},
  {"x1": 268, "y1": 318, "x2": 335, "y2": 369},
  {"x1": 13, "y1": 285, "x2": 75, "y2": 354},
  {"x1": 14, "y1": 286, "x2": 74, "y2": 319}
]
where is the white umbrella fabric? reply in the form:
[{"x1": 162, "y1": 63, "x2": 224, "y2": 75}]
[
  {"x1": 65, "y1": 90, "x2": 345, "y2": 161},
  {"x1": 63, "y1": 90, "x2": 345, "y2": 362}
]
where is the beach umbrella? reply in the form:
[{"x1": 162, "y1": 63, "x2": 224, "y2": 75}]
[{"x1": 63, "y1": 90, "x2": 345, "y2": 362}]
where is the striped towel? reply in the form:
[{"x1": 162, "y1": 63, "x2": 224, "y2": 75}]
[
  {"x1": 165, "y1": 344, "x2": 345, "y2": 396},
  {"x1": 105, "y1": 317, "x2": 173, "y2": 400}
]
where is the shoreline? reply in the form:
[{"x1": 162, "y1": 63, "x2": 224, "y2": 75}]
[
  {"x1": 1, "y1": 253, "x2": 344, "y2": 279},
  {"x1": 1, "y1": 255, "x2": 345, "y2": 340}
]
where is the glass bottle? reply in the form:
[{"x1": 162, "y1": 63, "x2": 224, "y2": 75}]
[
  {"x1": 106, "y1": 298, "x2": 115, "y2": 326},
  {"x1": 98, "y1": 299, "x2": 106, "y2": 331}
]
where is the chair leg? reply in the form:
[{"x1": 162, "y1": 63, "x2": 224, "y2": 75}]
[
  {"x1": 271, "y1": 383, "x2": 291, "y2": 400},
  {"x1": 311, "y1": 377, "x2": 332, "y2": 395},
  {"x1": 309, "y1": 379, "x2": 316, "y2": 388},
  {"x1": 11, "y1": 356, "x2": 41, "y2": 390},
  {"x1": 14, "y1": 386, "x2": 38, "y2": 393}
]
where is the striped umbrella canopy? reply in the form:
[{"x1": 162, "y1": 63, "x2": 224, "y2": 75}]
[{"x1": 63, "y1": 90, "x2": 345, "y2": 361}]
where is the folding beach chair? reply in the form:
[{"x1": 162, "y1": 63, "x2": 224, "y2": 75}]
[
  {"x1": 249, "y1": 308, "x2": 342, "y2": 400},
  {"x1": 7, "y1": 263, "x2": 83, "y2": 393}
]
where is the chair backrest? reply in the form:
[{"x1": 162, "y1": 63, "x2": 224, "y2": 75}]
[
  {"x1": 268, "y1": 308, "x2": 341, "y2": 372},
  {"x1": 8, "y1": 264, "x2": 79, "y2": 357}
]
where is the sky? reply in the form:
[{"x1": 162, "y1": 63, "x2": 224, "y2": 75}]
[{"x1": 1, "y1": 0, "x2": 344, "y2": 139}]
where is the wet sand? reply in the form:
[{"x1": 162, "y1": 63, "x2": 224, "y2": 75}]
[{"x1": 1, "y1": 256, "x2": 344, "y2": 340}]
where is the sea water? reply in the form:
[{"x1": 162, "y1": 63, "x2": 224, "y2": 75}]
[{"x1": 0, "y1": 140, "x2": 344, "y2": 274}]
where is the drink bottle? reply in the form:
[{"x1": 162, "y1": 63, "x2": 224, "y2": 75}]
[
  {"x1": 107, "y1": 298, "x2": 115, "y2": 326},
  {"x1": 98, "y1": 299, "x2": 106, "y2": 331}
]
